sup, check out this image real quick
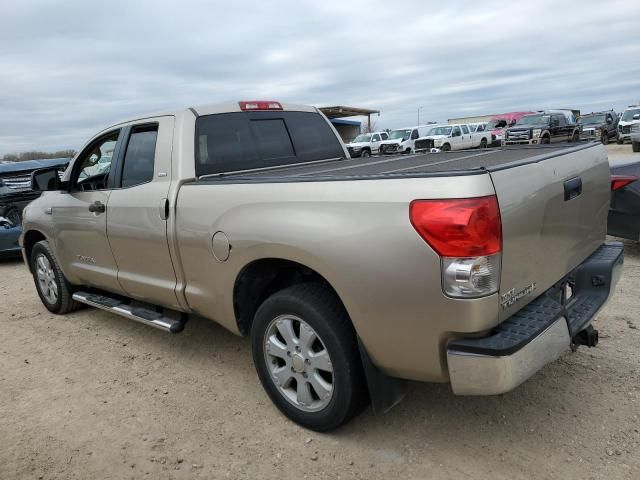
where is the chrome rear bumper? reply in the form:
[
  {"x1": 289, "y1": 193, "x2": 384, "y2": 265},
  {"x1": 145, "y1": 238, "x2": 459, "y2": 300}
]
[{"x1": 447, "y1": 241, "x2": 624, "y2": 395}]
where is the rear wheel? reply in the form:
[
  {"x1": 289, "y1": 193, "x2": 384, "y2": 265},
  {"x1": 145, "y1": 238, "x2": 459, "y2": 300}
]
[
  {"x1": 633, "y1": 142, "x2": 640, "y2": 153},
  {"x1": 30, "y1": 240, "x2": 79, "y2": 314},
  {"x1": 251, "y1": 283, "x2": 367, "y2": 431},
  {"x1": 480, "y1": 138, "x2": 488, "y2": 149}
]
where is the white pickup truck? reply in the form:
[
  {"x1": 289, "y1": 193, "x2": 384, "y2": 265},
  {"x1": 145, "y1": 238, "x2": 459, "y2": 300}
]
[
  {"x1": 345, "y1": 131, "x2": 389, "y2": 157},
  {"x1": 415, "y1": 124, "x2": 493, "y2": 152}
]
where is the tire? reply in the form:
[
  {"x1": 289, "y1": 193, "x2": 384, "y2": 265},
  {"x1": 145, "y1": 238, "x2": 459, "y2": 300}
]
[
  {"x1": 541, "y1": 135, "x2": 550, "y2": 145},
  {"x1": 633, "y1": 142, "x2": 640, "y2": 153},
  {"x1": 570, "y1": 131, "x2": 580, "y2": 143},
  {"x1": 361, "y1": 149, "x2": 371, "y2": 158},
  {"x1": 1, "y1": 206, "x2": 21, "y2": 226},
  {"x1": 251, "y1": 283, "x2": 367, "y2": 431},
  {"x1": 441, "y1": 143, "x2": 451, "y2": 151},
  {"x1": 601, "y1": 132, "x2": 609, "y2": 145},
  {"x1": 480, "y1": 138, "x2": 487, "y2": 149},
  {"x1": 30, "y1": 240, "x2": 79, "y2": 314}
]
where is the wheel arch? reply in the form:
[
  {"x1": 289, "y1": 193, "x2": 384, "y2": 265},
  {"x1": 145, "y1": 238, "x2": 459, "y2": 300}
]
[
  {"x1": 232, "y1": 257, "x2": 350, "y2": 336},
  {"x1": 22, "y1": 229, "x2": 47, "y2": 272}
]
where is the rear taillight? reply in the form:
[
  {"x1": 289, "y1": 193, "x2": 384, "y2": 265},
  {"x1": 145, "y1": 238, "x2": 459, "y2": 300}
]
[
  {"x1": 611, "y1": 174, "x2": 637, "y2": 191},
  {"x1": 410, "y1": 196, "x2": 502, "y2": 298},
  {"x1": 239, "y1": 100, "x2": 283, "y2": 111}
]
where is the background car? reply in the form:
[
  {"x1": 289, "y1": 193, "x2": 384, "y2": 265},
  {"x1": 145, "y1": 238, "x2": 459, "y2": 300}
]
[
  {"x1": 345, "y1": 131, "x2": 388, "y2": 157},
  {"x1": 579, "y1": 110, "x2": 619, "y2": 144},
  {"x1": 617, "y1": 105, "x2": 640, "y2": 144},
  {"x1": 0, "y1": 157, "x2": 69, "y2": 257},
  {"x1": 608, "y1": 159, "x2": 640, "y2": 241}
]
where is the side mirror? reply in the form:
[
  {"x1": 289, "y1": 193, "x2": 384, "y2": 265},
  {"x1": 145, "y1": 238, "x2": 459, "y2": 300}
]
[
  {"x1": 633, "y1": 114, "x2": 640, "y2": 121},
  {"x1": 31, "y1": 166, "x2": 65, "y2": 192}
]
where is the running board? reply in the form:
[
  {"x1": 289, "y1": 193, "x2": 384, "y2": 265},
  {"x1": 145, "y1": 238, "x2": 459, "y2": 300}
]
[{"x1": 72, "y1": 291, "x2": 186, "y2": 333}]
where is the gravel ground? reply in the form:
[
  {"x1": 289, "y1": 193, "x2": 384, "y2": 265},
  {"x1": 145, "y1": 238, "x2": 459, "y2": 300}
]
[{"x1": 1, "y1": 145, "x2": 639, "y2": 480}]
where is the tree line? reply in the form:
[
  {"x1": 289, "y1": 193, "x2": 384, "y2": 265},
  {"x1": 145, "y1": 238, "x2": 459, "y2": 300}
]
[{"x1": 2, "y1": 150, "x2": 76, "y2": 162}]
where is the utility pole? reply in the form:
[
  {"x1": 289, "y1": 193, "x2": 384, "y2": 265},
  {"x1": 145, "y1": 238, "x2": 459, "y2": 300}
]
[{"x1": 417, "y1": 106, "x2": 424, "y2": 125}]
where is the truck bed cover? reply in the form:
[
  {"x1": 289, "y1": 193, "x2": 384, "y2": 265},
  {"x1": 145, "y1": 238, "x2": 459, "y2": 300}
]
[{"x1": 198, "y1": 144, "x2": 598, "y2": 183}]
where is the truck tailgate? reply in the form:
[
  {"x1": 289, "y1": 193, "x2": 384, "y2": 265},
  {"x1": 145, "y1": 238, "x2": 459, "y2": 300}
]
[{"x1": 489, "y1": 144, "x2": 611, "y2": 321}]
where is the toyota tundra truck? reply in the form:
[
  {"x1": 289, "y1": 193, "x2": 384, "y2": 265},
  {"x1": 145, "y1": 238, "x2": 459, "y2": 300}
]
[{"x1": 21, "y1": 101, "x2": 623, "y2": 431}]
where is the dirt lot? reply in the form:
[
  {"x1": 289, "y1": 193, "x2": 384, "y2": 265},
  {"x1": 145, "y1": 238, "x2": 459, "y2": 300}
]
[{"x1": 1, "y1": 147, "x2": 639, "y2": 480}]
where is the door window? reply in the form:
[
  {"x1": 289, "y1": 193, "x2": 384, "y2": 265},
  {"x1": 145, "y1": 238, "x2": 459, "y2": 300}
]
[
  {"x1": 120, "y1": 125, "x2": 158, "y2": 188},
  {"x1": 372, "y1": 134, "x2": 381, "y2": 142},
  {"x1": 381, "y1": 132, "x2": 388, "y2": 140},
  {"x1": 411, "y1": 129, "x2": 419, "y2": 140},
  {"x1": 461, "y1": 125, "x2": 470, "y2": 134},
  {"x1": 452, "y1": 126, "x2": 461, "y2": 137},
  {"x1": 73, "y1": 130, "x2": 120, "y2": 191}
]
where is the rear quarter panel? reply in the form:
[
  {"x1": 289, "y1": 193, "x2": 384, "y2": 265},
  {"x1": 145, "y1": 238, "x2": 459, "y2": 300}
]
[{"x1": 176, "y1": 175, "x2": 499, "y2": 382}]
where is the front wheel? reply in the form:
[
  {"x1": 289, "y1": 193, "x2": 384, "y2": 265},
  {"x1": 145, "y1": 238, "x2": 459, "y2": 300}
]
[
  {"x1": 541, "y1": 135, "x2": 551, "y2": 145},
  {"x1": 361, "y1": 149, "x2": 371, "y2": 158},
  {"x1": 570, "y1": 131, "x2": 580, "y2": 143},
  {"x1": 251, "y1": 283, "x2": 367, "y2": 431},
  {"x1": 441, "y1": 143, "x2": 451, "y2": 151},
  {"x1": 30, "y1": 240, "x2": 79, "y2": 314},
  {"x1": 601, "y1": 132, "x2": 609, "y2": 145}
]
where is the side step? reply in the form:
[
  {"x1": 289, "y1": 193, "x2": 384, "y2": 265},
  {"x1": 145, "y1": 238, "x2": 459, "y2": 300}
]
[{"x1": 72, "y1": 291, "x2": 187, "y2": 333}]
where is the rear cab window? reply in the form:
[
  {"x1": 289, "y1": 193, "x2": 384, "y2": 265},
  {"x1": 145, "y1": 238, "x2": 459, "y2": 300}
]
[{"x1": 195, "y1": 111, "x2": 344, "y2": 175}]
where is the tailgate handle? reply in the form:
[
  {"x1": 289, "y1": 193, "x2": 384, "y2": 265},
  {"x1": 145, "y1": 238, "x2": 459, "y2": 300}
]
[{"x1": 564, "y1": 176, "x2": 582, "y2": 201}]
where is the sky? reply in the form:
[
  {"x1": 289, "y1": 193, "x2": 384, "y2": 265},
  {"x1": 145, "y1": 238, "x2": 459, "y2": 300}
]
[{"x1": 1, "y1": 0, "x2": 639, "y2": 155}]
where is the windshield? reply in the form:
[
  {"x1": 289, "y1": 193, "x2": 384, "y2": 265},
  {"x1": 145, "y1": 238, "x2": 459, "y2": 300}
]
[
  {"x1": 430, "y1": 126, "x2": 452, "y2": 136},
  {"x1": 388, "y1": 129, "x2": 411, "y2": 140},
  {"x1": 487, "y1": 119, "x2": 508, "y2": 129},
  {"x1": 351, "y1": 134, "x2": 371, "y2": 143},
  {"x1": 516, "y1": 114, "x2": 550, "y2": 126},
  {"x1": 621, "y1": 108, "x2": 640, "y2": 122},
  {"x1": 580, "y1": 114, "x2": 606, "y2": 124}
]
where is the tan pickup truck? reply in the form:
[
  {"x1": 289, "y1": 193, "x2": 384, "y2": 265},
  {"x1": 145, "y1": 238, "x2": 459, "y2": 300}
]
[{"x1": 21, "y1": 101, "x2": 623, "y2": 431}]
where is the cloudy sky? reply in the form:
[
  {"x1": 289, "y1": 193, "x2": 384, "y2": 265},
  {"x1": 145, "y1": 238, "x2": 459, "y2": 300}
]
[{"x1": 1, "y1": 0, "x2": 639, "y2": 155}]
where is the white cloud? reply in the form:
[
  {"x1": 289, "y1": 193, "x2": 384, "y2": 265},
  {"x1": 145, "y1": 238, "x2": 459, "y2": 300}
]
[{"x1": 0, "y1": 0, "x2": 639, "y2": 154}]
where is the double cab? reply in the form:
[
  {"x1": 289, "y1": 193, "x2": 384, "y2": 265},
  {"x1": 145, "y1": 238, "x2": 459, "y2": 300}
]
[{"x1": 22, "y1": 101, "x2": 623, "y2": 431}]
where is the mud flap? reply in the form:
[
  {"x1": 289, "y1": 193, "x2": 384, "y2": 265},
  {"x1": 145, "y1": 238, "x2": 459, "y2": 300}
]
[{"x1": 357, "y1": 338, "x2": 408, "y2": 414}]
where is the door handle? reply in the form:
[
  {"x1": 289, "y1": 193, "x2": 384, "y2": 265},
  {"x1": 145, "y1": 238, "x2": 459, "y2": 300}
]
[
  {"x1": 564, "y1": 176, "x2": 582, "y2": 201},
  {"x1": 88, "y1": 201, "x2": 106, "y2": 213}
]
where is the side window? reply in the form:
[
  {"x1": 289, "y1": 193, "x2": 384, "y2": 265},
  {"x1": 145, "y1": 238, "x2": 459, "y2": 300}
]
[
  {"x1": 477, "y1": 124, "x2": 485, "y2": 132},
  {"x1": 120, "y1": 125, "x2": 158, "y2": 188},
  {"x1": 381, "y1": 132, "x2": 388, "y2": 140},
  {"x1": 555, "y1": 115, "x2": 566, "y2": 127},
  {"x1": 74, "y1": 130, "x2": 120, "y2": 190},
  {"x1": 461, "y1": 125, "x2": 470, "y2": 134},
  {"x1": 372, "y1": 134, "x2": 381, "y2": 142},
  {"x1": 410, "y1": 129, "x2": 419, "y2": 140},
  {"x1": 452, "y1": 126, "x2": 461, "y2": 137}
]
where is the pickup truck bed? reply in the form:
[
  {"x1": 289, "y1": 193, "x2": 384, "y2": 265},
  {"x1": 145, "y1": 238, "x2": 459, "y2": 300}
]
[{"x1": 202, "y1": 144, "x2": 593, "y2": 182}]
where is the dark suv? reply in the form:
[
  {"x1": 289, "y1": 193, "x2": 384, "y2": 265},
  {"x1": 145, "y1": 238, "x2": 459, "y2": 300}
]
[
  {"x1": 579, "y1": 110, "x2": 619, "y2": 144},
  {"x1": 504, "y1": 112, "x2": 580, "y2": 145}
]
